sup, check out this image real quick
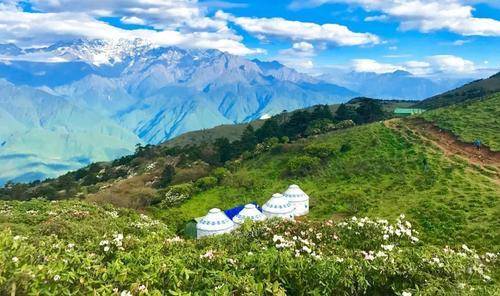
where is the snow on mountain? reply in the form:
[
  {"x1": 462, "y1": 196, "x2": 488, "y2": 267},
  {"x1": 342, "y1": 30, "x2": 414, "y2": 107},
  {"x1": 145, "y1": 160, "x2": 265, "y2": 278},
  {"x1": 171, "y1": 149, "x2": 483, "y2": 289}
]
[{"x1": 0, "y1": 38, "x2": 359, "y2": 184}]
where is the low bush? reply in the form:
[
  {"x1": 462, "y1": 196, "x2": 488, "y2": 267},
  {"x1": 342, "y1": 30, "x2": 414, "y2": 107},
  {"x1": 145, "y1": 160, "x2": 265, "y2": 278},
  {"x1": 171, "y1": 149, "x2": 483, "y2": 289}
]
[
  {"x1": 304, "y1": 143, "x2": 336, "y2": 159},
  {"x1": 194, "y1": 176, "x2": 218, "y2": 191},
  {"x1": 286, "y1": 156, "x2": 321, "y2": 177}
]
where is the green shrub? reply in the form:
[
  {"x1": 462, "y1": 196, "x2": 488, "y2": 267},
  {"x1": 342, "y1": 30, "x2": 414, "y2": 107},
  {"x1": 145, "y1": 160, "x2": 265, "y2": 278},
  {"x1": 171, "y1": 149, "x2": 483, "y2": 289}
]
[
  {"x1": 212, "y1": 167, "x2": 231, "y2": 184},
  {"x1": 286, "y1": 156, "x2": 321, "y2": 177},
  {"x1": 340, "y1": 142, "x2": 352, "y2": 153},
  {"x1": 194, "y1": 176, "x2": 218, "y2": 191},
  {"x1": 304, "y1": 143, "x2": 336, "y2": 159}
]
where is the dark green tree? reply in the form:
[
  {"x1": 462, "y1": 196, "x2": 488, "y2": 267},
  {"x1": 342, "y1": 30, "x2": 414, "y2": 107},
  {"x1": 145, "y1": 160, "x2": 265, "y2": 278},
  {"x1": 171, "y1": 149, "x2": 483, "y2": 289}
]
[
  {"x1": 157, "y1": 165, "x2": 175, "y2": 188},
  {"x1": 311, "y1": 105, "x2": 334, "y2": 121},
  {"x1": 255, "y1": 118, "x2": 281, "y2": 141},
  {"x1": 356, "y1": 100, "x2": 385, "y2": 123},
  {"x1": 334, "y1": 104, "x2": 358, "y2": 122},
  {"x1": 214, "y1": 137, "x2": 234, "y2": 163},
  {"x1": 239, "y1": 125, "x2": 258, "y2": 151}
]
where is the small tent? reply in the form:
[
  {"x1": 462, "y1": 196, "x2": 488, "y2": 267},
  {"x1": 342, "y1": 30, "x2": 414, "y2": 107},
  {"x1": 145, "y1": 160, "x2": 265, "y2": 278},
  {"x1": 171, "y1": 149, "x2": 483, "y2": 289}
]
[
  {"x1": 196, "y1": 208, "x2": 235, "y2": 239},
  {"x1": 262, "y1": 193, "x2": 294, "y2": 219},
  {"x1": 283, "y1": 184, "x2": 310, "y2": 216},
  {"x1": 184, "y1": 217, "x2": 202, "y2": 239},
  {"x1": 233, "y1": 204, "x2": 266, "y2": 225}
]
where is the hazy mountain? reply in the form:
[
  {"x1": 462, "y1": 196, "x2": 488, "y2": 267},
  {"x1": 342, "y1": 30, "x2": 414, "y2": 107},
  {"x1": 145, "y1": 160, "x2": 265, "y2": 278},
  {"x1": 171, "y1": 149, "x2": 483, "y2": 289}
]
[
  {"x1": 0, "y1": 39, "x2": 358, "y2": 184},
  {"x1": 0, "y1": 79, "x2": 141, "y2": 185},
  {"x1": 320, "y1": 70, "x2": 470, "y2": 100}
]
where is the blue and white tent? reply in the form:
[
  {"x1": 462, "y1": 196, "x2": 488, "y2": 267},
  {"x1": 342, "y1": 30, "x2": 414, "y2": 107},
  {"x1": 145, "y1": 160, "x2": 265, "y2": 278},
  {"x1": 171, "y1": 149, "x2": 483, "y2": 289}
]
[
  {"x1": 233, "y1": 204, "x2": 266, "y2": 225},
  {"x1": 196, "y1": 208, "x2": 235, "y2": 239}
]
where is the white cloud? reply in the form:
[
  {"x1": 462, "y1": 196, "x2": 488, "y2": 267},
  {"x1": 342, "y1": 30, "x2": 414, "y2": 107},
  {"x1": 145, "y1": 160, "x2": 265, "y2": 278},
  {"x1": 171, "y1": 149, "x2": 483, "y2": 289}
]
[
  {"x1": 216, "y1": 11, "x2": 380, "y2": 46},
  {"x1": 276, "y1": 42, "x2": 316, "y2": 71},
  {"x1": 452, "y1": 39, "x2": 471, "y2": 46},
  {"x1": 426, "y1": 55, "x2": 476, "y2": 73},
  {"x1": 351, "y1": 59, "x2": 404, "y2": 74},
  {"x1": 364, "y1": 15, "x2": 388, "y2": 22},
  {"x1": 291, "y1": 0, "x2": 500, "y2": 36},
  {"x1": 27, "y1": 0, "x2": 219, "y2": 30},
  {"x1": 350, "y1": 55, "x2": 479, "y2": 76},
  {"x1": 0, "y1": 1, "x2": 264, "y2": 56},
  {"x1": 120, "y1": 16, "x2": 146, "y2": 25}
]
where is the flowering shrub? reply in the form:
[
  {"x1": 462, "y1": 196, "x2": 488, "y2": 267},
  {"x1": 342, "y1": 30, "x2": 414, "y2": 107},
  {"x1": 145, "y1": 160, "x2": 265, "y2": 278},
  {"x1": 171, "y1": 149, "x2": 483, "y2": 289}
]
[
  {"x1": 0, "y1": 200, "x2": 498, "y2": 295},
  {"x1": 158, "y1": 183, "x2": 194, "y2": 208}
]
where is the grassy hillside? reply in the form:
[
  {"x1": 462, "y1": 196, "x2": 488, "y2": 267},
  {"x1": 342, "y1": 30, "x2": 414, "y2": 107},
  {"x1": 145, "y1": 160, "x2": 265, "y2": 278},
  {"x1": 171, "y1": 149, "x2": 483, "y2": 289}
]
[
  {"x1": 421, "y1": 93, "x2": 500, "y2": 151},
  {"x1": 154, "y1": 122, "x2": 499, "y2": 249},
  {"x1": 415, "y1": 72, "x2": 500, "y2": 109}
]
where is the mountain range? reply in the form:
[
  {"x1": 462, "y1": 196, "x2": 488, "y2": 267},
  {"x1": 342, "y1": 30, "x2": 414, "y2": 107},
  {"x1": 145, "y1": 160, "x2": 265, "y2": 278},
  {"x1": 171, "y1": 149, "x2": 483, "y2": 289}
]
[
  {"x1": 320, "y1": 69, "x2": 470, "y2": 100},
  {"x1": 0, "y1": 39, "x2": 357, "y2": 185}
]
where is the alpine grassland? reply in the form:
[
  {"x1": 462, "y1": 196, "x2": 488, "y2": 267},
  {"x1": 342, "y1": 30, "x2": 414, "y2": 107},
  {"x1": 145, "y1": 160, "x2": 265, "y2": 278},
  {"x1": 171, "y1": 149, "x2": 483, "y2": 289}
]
[{"x1": 421, "y1": 93, "x2": 500, "y2": 151}]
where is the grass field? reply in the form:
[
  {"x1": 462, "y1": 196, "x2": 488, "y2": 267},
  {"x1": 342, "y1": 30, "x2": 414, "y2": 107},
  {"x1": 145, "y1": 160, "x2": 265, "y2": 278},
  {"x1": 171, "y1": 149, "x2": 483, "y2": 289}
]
[
  {"x1": 421, "y1": 93, "x2": 500, "y2": 151},
  {"x1": 154, "y1": 122, "x2": 500, "y2": 250}
]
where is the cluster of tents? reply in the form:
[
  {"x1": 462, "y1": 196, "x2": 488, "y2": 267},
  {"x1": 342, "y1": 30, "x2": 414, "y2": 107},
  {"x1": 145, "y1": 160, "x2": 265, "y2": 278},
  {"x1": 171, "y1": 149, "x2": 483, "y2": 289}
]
[{"x1": 184, "y1": 184, "x2": 310, "y2": 239}]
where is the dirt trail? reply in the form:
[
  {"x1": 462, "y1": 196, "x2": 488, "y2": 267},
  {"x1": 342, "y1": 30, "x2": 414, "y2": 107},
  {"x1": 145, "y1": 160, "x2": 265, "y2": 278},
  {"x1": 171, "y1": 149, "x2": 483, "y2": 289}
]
[{"x1": 385, "y1": 118, "x2": 500, "y2": 182}]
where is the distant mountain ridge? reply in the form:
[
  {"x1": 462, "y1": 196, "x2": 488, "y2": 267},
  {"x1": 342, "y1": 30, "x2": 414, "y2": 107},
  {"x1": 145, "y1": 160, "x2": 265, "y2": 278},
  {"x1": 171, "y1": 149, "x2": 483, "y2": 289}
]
[
  {"x1": 0, "y1": 38, "x2": 357, "y2": 185},
  {"x1": 320, "y1": 70, "x2": 470, "y2": 100}
]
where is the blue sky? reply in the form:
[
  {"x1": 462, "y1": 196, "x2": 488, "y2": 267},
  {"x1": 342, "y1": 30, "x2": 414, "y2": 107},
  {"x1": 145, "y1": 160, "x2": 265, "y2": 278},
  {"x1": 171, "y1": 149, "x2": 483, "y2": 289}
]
[{"x1": 1, "y1": 0, "x2": 499, "y2": 78}]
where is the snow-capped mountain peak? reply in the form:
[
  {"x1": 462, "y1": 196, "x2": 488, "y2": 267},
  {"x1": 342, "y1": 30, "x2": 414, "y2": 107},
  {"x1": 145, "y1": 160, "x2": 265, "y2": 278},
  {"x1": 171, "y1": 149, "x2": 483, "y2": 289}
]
[{"x1": 32, "y1": 38, "x2": 156, "y2": 66}]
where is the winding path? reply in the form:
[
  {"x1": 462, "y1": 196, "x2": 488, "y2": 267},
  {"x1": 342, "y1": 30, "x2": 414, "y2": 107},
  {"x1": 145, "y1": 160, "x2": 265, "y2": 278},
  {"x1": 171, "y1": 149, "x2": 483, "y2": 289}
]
[{"x1": 385, "y1": 118, "x2": 500, "y2": 183}]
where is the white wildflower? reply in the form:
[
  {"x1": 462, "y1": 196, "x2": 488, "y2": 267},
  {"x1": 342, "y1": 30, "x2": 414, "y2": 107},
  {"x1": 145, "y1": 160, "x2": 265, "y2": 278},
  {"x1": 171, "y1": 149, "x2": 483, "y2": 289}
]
[
  {"x1": 53, "y1": 275, "x2": 60, "y2": 281},
  {"x1": 381, "y1": 244, "x2": 394, "y2": 251},
  {"x1": 201, "y1": 250, "x2": 215, "y2": 260},
  {"x1": 402, "y1": 292, "x2": 412, "y2": 296},
  {"x1": 12, "y1": 257, "x2": 19, "y2": 263},
  {"x1": 120, "y1": 290, "x2": 132, "y2": 296},
  {"x1": 104, "y1": 246, "x2": 110, "y2": 252}
]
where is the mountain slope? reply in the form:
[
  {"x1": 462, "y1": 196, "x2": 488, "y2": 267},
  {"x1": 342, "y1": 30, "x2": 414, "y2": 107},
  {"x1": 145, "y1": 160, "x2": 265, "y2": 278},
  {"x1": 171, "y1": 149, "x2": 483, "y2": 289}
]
[
  {"x1": 0, "y1": 79, "x2": 141, "y2": 186},
  {"x1": 420, "y1": 93, "x2": 500, "y2": 151},
  {"x1": 416, "y1": 72, "x2": 500, "y2": 109}
]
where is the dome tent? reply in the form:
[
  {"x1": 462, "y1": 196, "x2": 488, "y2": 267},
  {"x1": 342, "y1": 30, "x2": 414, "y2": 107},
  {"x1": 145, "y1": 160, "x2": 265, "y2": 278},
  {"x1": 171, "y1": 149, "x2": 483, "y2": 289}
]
[
  {"x1": 196, "y1": 208, "x2": 235, "y2": 239},
  {"x1": 233, "y1": 204, "x2": 266, "y2": 225},
  {"x1": 262, "y1": 193, "x2": 294, "y2": 219},
  {"x1": 283, "y1": 184, "x2": 310, "y2": 216}
]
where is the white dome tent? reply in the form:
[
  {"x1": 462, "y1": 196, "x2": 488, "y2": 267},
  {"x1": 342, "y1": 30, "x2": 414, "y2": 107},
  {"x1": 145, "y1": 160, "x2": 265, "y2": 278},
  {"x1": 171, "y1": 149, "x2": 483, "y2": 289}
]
[
  {"x1": 262, "y1": 193, "x2": 295, "y2": 219},
  {"x1": 196, "y1": 208, "x2": 235, "y2": 239},
  {"x1": 283, "y1": 184, "x2": 310, "y2": 216},
  {"x1": 232, "y1": 204, "x2": 266, "y2": 225}
]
